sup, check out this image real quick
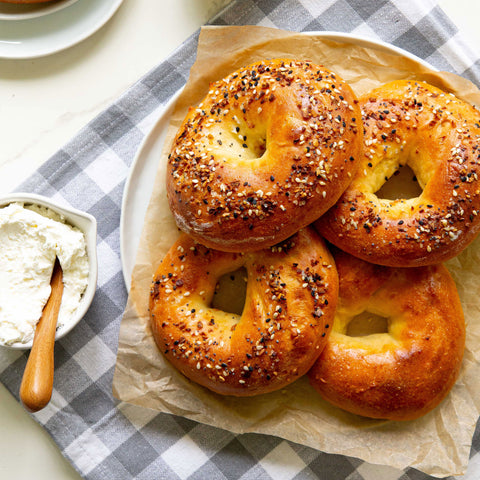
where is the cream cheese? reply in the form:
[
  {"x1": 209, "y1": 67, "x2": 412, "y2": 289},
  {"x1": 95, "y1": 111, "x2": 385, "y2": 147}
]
[{"x1": 0, "y1": 202, "x2": 89, "y2": 346}]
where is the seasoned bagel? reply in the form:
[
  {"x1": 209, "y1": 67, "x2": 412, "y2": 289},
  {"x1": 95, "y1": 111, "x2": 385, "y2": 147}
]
[
  {"x1": 316, "y1": 80, "x2": 480, "y2": 267},
  {"x1": 308, "y1": 249, "x2": 465, "y2": 421},
  {"x1": 149, "y1": 228, "x2": 338, "y2": 396},
  {"x1": 167, "y1": 58, "x2": 362, "y2": 252}
]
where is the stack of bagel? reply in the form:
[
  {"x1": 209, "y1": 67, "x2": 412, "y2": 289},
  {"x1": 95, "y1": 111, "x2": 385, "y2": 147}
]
[{"x1": 149, "y1": 58, "x2": 478, "y2": 421}]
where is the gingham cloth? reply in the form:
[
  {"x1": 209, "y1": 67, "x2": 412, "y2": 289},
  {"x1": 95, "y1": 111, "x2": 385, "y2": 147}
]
[{"x1": 1, "y1": 0, "x2": 480, "y2": 479}]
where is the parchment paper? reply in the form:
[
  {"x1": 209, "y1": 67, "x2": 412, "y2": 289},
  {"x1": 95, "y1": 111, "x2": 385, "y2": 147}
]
[{"x1": 112, "y1": 26, "x2": 480, "y2": 477}]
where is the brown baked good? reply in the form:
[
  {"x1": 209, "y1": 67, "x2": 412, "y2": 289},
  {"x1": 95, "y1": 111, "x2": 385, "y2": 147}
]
[
  {"x1": 167, "y1": 58, "x2": 362, "y2": 252},
  {"x1": 149, "y1": 227, "x2": 338, "y2": 396},
  {"x1": 308, "y1": 249, "x2": 465, "y2": 421},
  {"x1": 0, "y1": 1, "x2": 54, "y2": 3},
  {"x1": 316, "y1": 79, "x2": 480, "y2": 267}
]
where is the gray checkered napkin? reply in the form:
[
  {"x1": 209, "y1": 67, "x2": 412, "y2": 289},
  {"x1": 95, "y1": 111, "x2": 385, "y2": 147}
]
[{"x1": 1, "y1": 0, "x2": 480, "y2": 479}]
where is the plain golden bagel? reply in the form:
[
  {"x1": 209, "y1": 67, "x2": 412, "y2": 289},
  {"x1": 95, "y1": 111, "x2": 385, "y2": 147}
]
[
  {"x1": 149, "y1": 228, "x2": 338, "y2": 396},
  {"x1": 167, "y1": 58, "x2": 362, "y2": 252},
  {"x1": 308, "y1": 249, "x2": 465, "y2": 421},
  {"x1": 316, "y1": 79, "x2": 480, "y2": 267}
]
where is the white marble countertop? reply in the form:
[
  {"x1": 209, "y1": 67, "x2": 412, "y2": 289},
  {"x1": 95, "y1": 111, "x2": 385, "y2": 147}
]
[{"x1": 0, "y1": 0, "x2": 478, "y2": 478}]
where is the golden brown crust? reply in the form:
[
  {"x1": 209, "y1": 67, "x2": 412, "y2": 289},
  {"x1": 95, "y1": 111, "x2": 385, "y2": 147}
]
[
  {"x1": 0, "y1": 1, "x2": 53, "y2": 3},
  {"x1": 308, "y1": 249, "x2": 465, "y2": 421},
  {"x1": 149, "y1": 228, "x2": 338, "y2": 396},
  {"x1": 167, "y1": 58, "x2": 362, "y2": 252},
  {"x1": 316, "y1": 80, "x2": 480, "y2": 266}
]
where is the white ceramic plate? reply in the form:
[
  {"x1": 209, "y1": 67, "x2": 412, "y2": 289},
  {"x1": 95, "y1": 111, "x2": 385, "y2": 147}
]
[
  {"x1": 0, "y1": 0, "x2": 123, "y2": 59},
  {"x1": 0, "y1": 0, "x2": 79, "y2": 22},
  {"x1": 120, "y1": 90, "x2": 182, "y2": 289},
  {"x1": 120, "y1": 32, "x2": 436, "y2": 289}
]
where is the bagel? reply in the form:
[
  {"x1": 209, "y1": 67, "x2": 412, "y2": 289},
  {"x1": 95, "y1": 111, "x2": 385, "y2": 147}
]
[
  {"x1": 149, "y1": 228, "x2": 338, "y2": 396},
  {"x1": 0, "y1": 1, "x2": 54, "y2": 3},
  {"x1": 316, "y1": 80, "x2": 480, "y2": 267},
  {"x1": 308, "y1": 249, "x2": 465, "y2": 421},
  {"x1": 167, "y1": 58, "x2": 362, "y2": 252}
]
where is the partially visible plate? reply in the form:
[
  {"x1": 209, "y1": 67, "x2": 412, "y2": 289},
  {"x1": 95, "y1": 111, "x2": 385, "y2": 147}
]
[
  {"x1": 120, "y1": 91, "x2": 181, "y2": 289},
  {"x1": 0, "y1": 0, "x2": 79, "y2": 22},
  {"x1": 120, "y1": 32, "x2": 437, "y2": 289},
  {"x1": 0, "y1": 0, "x2": 123, "y2": 59}
]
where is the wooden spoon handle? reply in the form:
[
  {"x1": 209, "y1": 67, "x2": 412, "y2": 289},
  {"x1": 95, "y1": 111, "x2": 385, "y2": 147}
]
[{"x1": 20, "y1": 259, "x2": 64, "y2": 412}]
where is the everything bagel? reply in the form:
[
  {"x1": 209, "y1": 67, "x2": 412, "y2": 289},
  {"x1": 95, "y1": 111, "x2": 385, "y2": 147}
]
[
  {"x1": 167, "y1": 58, "x2": 362, "y2": 252},
  {"x1": 316, "y1": 80, "x2": 480, "y2": 267},
  {"x1": 308, "y1": 249, "x2": 465, "y2": 421},
  {"x1": 149, "y1": 228, "x2": 338, "y2": 396}
]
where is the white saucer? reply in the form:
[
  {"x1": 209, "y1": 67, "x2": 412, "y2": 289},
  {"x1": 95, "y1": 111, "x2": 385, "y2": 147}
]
[
  {"x1": 0, "y1": 0, "x2": 79, "y2": 22},
  {"x1": 0, "y1": 0, "x2": 123, "y2": 59},
  {"x1": 120, "y1": 32, "x2": 436, "y2": 289}
]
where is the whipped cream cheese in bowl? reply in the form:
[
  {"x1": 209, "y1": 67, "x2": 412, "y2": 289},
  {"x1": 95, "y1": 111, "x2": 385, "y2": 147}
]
[{"x1": 0, "y1": 193, "x2": 97, "y2": 350}]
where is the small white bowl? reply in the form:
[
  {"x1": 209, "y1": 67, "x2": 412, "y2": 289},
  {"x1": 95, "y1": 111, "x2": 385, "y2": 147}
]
[{"x1": 0, "y1": 193, "x2": 97, "y2": 350}]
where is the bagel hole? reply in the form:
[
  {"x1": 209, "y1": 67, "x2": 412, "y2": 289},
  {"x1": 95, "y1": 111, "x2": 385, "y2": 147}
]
[
  {"x1": 211, "y1": 267, "x2": 247, "y2": 316},
  {"x1": 376, "y1": 164, "x2": 422, "y2": 200},
  {"x1": 227, "y1": 123, "x2": 267, "y2": 160},
  {"x1": 249, "y1": 136, "x2": 267, "y2": 158},
  {"x1": 239, "y1": 134, "x2": 267, "y2": 159},
  {"x1": 346, "y1": 311, "x2": 389, "y2": 337}
]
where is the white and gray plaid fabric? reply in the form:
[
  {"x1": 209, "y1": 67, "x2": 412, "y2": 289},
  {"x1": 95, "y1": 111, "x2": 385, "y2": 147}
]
[{"x1": 1, "y1": 0, "x2": 480, "y2": 478}]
